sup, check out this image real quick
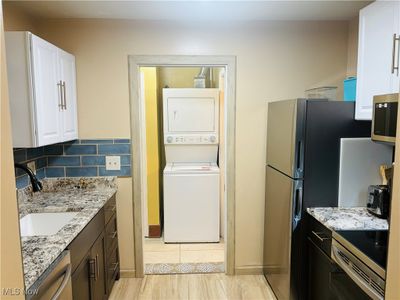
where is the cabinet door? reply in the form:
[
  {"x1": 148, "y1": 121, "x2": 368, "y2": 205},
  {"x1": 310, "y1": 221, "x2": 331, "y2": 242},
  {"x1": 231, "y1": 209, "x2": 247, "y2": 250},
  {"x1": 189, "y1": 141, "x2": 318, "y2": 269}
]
[
  {"x1": 90, "y1": 233, "x2": 107, "y2": 300},
  {"x1": 307, "y1": 239, "x2": 337, "y2": 300},
  {"x1": 30, "y1": 34, "x2": 63, "y2": 146},
  {"x1": 392, "y1": 2, "x2": 400, "y2": 92},
  {"x1": 59, "y1": 49, "x2": 79, "y2": 141},
  {"x1": 356, "y1": 1, "x2": 399, "y2": 120},
  {"x1": 71, "y1": 251, "x2": 91, "y2": 300}
]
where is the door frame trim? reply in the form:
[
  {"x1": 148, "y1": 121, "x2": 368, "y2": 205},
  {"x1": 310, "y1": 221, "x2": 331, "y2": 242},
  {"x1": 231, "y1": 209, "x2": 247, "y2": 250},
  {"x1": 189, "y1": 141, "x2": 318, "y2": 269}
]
[{"x1": 128, "y1": 55, "x2": 236, "y2": 277}]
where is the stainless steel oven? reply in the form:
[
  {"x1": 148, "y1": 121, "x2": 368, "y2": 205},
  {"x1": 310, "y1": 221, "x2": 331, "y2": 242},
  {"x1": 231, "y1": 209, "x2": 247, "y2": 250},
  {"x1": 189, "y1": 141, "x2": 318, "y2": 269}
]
[
  {"x1": 331, "y1": 232, "x2": 386, "y2": 300},
  {"x1": 372, "y1": 93, "x2": 399, "y2": 144}
]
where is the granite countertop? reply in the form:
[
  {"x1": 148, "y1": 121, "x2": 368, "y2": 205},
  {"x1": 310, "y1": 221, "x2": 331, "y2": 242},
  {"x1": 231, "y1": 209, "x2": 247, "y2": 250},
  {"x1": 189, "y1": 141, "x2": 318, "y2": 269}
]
[
  {"x1": 307, "y1": 207, "x2": 389, "y2": 231},
  {"x1": 17, "y1": 177, "x2": 117, "y2": 290}
]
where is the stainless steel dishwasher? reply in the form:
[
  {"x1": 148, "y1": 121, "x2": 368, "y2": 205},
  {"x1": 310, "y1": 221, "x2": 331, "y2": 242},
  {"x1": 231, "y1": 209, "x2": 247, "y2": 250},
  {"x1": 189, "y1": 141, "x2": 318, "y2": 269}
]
[{"x1": 28, "y1": 250, "x2": 72, "y2": 300}]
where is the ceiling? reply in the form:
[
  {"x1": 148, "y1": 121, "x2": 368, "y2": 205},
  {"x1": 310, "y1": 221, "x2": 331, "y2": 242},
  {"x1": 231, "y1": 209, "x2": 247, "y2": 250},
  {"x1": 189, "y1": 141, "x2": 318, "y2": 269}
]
[{"x1": 5, "y1": 0, "x2": 372, "y2": 21}]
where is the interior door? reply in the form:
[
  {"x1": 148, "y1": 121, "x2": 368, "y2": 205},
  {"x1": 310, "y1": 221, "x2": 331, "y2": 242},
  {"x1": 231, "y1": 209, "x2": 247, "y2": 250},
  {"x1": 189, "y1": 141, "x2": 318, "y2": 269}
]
[
  {"x1": 263, "y1": 166, "x2": 298, "y2": 300},
  {"x1": 59, "y1": 49, "x2": 78, "y2": 141},
  {"x1": 30, "y1": 34, "x2": 62, "y2": 146}
]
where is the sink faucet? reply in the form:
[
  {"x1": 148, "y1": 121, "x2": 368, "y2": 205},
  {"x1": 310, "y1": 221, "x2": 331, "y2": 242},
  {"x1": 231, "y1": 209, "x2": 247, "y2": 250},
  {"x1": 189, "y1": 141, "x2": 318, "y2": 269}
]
[{"x1": 14, "y1": 163, "x2": 43, "y2": 192}]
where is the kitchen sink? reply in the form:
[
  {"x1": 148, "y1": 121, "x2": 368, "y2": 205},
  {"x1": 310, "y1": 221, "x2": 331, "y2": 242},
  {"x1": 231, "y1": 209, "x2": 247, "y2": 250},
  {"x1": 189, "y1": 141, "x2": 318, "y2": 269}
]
[{"x1": 20, "y1": 212, "x2": 78, "y2": 237}]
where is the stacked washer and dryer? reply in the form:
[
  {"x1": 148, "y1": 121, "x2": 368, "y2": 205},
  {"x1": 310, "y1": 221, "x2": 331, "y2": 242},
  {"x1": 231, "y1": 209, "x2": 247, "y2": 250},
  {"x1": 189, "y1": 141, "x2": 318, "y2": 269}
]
[{"x1": 163, "y1": 88, "x2": 220, "y2": 243}]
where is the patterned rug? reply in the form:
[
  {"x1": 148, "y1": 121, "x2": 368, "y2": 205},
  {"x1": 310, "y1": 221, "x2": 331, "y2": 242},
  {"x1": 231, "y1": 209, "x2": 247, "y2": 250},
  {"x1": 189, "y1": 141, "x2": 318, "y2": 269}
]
[{"x1": 144, "y1": 262, "x2": 225, "y2": 274}]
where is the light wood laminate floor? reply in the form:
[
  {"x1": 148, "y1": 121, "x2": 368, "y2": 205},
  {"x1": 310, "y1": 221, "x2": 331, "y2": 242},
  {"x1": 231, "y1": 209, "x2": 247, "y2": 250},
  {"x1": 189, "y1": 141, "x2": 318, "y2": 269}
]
[{"x1": 109, "y1": 274, "x2": 276, "y2": 300}]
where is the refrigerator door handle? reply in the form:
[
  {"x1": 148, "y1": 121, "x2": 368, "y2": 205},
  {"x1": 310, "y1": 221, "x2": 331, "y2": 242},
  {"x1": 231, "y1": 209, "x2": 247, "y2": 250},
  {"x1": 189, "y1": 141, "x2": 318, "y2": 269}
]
[
  {"x1": 295, "y1": 140, "x2": 304, "y2": 178},
  {"x1": 293, "y1": 186, "x2": 303, "y2": 230}
]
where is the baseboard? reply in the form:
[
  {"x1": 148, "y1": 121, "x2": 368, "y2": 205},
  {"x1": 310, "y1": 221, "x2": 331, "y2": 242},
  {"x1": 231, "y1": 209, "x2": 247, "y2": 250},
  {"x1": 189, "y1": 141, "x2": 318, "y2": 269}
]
[
  {"x1": 120, "y1": 269, "x2": 136, "y2": 278},
  {"x1": 148, "y1": 225, "x2": 161, "y2": 238},
  {"x1": 234, "y1": 265, "x2": 264, "y2": 275}
]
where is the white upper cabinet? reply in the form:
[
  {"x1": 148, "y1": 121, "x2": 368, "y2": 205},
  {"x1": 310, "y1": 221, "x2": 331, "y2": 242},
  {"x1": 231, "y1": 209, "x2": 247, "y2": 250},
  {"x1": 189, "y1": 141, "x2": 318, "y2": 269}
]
[
  {"x1": 30, "y1": 34, "x2": 63, "y2": 146},
  {"x1": 356, "y1": 1, "x2": 400, "y2": 120},
  {"x1": 58, "y1": 49, "x2": 79, "y2": 141},
  {"x1": 5, "y1": 32, "x2": 79, "y2": 147}
]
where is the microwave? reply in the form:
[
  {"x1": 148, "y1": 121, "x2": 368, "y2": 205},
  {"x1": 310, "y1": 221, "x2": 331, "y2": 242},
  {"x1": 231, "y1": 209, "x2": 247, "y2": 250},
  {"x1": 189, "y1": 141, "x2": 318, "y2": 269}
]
[{"x1": 371, "y1": 93, "x2": 399, "y2": 144}]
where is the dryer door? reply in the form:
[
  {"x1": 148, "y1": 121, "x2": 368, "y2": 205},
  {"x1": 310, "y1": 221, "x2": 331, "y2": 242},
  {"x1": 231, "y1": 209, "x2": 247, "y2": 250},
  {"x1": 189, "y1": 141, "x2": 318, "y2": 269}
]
[{"x1": 163, "y1": 88, "x2": 219, "y2": 135}]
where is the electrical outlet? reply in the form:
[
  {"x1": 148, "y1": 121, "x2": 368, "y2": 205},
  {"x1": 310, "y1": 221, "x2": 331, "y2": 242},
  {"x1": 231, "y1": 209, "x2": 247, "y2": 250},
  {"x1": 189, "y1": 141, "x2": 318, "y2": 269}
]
[
  {"x1": 27, "y1": 161, "x2": 36, "y2": 174},
  {"x1": 106, "y1": 156, "x2": 121, "y2": 171}
]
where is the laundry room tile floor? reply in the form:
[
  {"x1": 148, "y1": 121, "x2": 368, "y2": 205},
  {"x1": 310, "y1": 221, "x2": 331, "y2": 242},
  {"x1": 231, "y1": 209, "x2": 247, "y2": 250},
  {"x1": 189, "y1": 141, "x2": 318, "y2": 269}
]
[
  {"x1": 144, "y1": 237, "x2": 224, "y2": 264},
  {"x1": 143, "y1": 237, "x2": 225, "y2": 274}
]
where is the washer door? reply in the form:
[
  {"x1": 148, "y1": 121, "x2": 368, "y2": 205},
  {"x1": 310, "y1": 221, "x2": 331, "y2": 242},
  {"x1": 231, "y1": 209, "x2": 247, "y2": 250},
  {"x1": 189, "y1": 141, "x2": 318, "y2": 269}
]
[{"x1": 163, "y1": 172, "x2": 220, "y2": 243}]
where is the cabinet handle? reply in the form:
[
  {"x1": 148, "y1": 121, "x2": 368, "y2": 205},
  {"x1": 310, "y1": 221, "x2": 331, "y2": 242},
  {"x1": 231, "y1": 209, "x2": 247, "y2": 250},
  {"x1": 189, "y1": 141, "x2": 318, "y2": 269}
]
[
  {"x1": 107, "y1": 205, "x2": 116, "y2": 213},
  {"x1": 89, "y1": 258, "x2": 96, "y2": 280},
  {"x1": 62, "y1": 81, "x2": 67, "y2": 109},
  {"x1": 109, "y1": 262, "x2": 119, "y2": 273},
  {"x1": 392, "y1": 34, "x2": 400, "y2": 75},
  {"x1": 312, "y1": 231, "x2": 330, "y2": 242},
  {"x1": 110, "y1": 231, "x2": 117, "y2": 239},
  {"x1": 57, "y1": 81, "x2": 63, "y2": 110},
  {"x1": 96, "y1": 254, "x2": 99, "y2": 281}
]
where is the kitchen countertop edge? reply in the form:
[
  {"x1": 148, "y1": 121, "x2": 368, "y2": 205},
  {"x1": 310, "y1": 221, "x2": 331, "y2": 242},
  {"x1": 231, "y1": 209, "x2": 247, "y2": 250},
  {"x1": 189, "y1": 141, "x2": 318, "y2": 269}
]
[{"x1": 307, "y1": 207, "x2": 389, "y2": 231}]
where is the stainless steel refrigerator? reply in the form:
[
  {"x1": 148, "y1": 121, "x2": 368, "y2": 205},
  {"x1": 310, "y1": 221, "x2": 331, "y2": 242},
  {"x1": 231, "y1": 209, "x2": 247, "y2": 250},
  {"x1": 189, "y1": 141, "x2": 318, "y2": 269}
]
[{"x1": 263, "y1": 99, "x2": 371, "y2": 300}]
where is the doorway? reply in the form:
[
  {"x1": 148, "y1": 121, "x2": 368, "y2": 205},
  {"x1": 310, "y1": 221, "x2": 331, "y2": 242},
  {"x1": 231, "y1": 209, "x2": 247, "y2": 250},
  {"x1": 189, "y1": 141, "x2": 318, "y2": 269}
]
[{"x1": 128, "y1": 55, "x2": 236, "y2": 277}]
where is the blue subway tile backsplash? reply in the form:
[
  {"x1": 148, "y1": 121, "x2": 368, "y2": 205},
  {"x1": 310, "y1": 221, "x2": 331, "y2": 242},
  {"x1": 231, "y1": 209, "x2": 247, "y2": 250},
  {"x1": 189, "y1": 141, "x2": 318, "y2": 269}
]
[
  {"x1": 36, "y1": 168, "x2": 46, "y2": 180},
  {"x1": 46, "y1": 167, "x2": 66, "y2": 178},
  {"x1": 80, "y1": 139, "x2": 114, "y2": 144},
  {"x1": 66, "y1": 167, "x2": 98, "y2": 177},
  {"x1": 14, "y1": 149, "x2": 27, "y2": 163},
  {"x1": 13, "y1": 138, "x2": 131, "y2": 189},
  {"x1": 81, "y1": 155, "x2": 106, "y2": 166},
  {"x1": 64, "y1": 144, "x2": 97, "y2": 155},
  {"x1": 36, "y1": 157, "x2": 48, "y2": 169},
  {"x1": 114, "y1": 139, "x2": 131, "y2": 144},
  {"x1": 44, "y1": 145, "x2": 64, "y2": 156},
  {"x1": 99, "y1": 166, "x2": 131, "y2": 177},
  {"x1": 26, "y1": 147, "x2": 44, "y2": 160},
  {"x1": 16, "y1": 175, "x2": 29, "y2": 189},
  {"x1": 98, "y1": 144, "x2": 131, "y2": 155},
  {"x1": 120, "y1": 155, "x2": 131, "y2": 166},
  {"x1": 48, "y1": 156, "x2": 81, "y2": 167}
]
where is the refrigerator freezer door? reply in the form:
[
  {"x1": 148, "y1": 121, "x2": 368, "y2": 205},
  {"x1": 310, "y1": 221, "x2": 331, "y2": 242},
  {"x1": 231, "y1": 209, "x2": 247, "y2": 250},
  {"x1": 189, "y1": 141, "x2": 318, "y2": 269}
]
[
  {"x1": 264, "y1": 166, "x2": 302, "y2": 300},
  {"x1": 267, "y1": 99, "x2": 305, "y2": 179}
]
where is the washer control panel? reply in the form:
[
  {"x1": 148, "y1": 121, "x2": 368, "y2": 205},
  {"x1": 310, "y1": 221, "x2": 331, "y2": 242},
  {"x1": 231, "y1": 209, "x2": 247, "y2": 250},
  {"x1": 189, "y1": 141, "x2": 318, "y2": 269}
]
[{"x1": 164, "y1": 135, "x2": 218, "y2": 144}]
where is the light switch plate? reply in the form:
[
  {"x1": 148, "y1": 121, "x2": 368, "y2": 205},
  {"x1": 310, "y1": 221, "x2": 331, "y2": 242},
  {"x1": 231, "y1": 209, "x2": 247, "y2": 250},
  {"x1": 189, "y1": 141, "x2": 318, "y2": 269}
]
[
  {"x1": 27, "y1": 161, "x2": 36, "y2": 174},
  {"x1": 106, "y1": 156, "x2": 121, "y2": 171}
]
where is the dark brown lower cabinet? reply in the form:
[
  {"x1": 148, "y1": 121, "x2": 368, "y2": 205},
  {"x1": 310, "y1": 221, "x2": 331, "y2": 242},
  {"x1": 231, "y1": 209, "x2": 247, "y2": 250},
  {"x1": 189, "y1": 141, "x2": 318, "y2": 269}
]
[
  {"x1": 68, "y1": 195, "x2": 119, "y2": 300},
  {"x1": 71, "y1": 252, "x2": 91, "y2": 300},
  {"x1": 90, "y1": 232, "x2": 107, "y2": 300}
]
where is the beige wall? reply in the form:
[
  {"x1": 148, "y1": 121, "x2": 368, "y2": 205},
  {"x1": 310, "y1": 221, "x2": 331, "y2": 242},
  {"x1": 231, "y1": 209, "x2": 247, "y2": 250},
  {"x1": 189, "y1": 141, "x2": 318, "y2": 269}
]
[
  {"x1": 3, "y1": 8, "x2": 352, "y2": 271},
  {"x1": 32, "y1": 19, "x2": 349, "y2": 271},
  {"x1": 347, "y1": 16, "x2": 359, "y2": 77},
  {"x1": 2, "y1": 2, "x2": 37, "y2": 34},
  {"x1": 0, "y1": 2, "x2": 25, "y2": 297},
  {"x1": 115, "y1": 178, "x2": 135, "y2": 274}
]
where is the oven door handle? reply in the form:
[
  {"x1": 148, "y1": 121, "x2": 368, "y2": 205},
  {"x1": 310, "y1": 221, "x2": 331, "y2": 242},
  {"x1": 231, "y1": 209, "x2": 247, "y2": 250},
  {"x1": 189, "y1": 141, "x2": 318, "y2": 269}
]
[{"x1": 331, "y1": 245, "x2": 383, "y2": 300}]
